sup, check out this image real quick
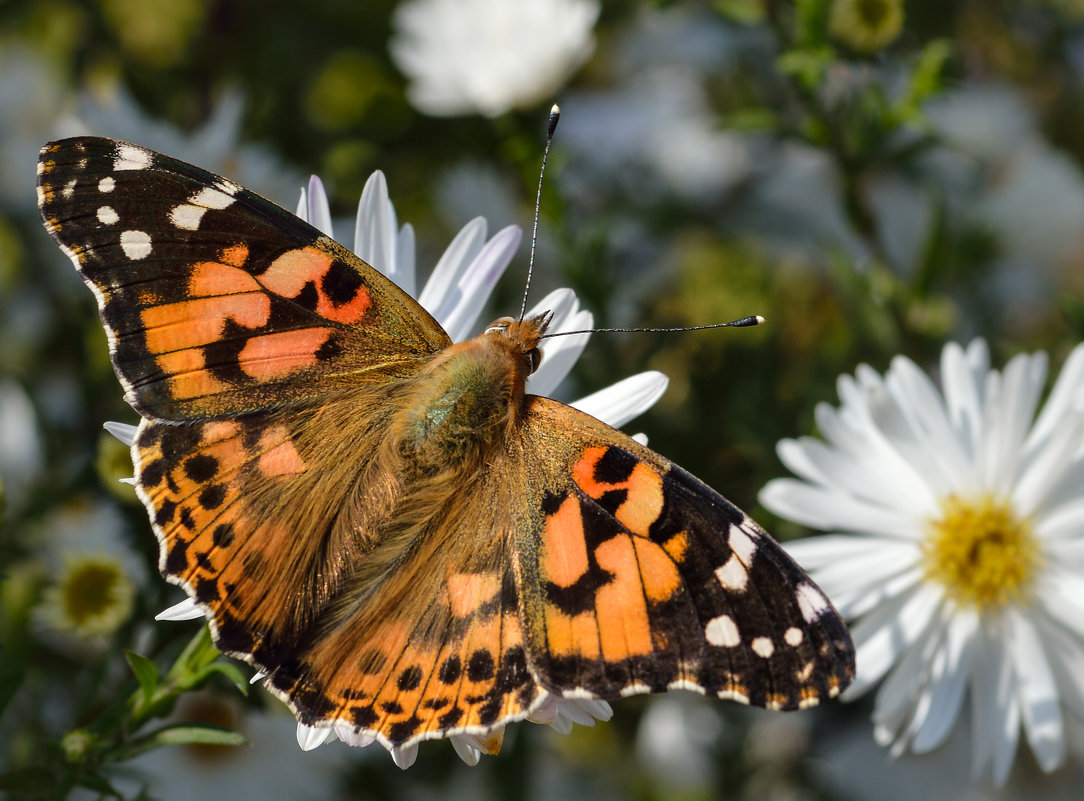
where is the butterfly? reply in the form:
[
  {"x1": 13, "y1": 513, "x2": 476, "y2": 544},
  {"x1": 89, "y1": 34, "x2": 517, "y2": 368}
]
[{"x1": 37, "y1": 136, "x2": 854, "y2": 760}]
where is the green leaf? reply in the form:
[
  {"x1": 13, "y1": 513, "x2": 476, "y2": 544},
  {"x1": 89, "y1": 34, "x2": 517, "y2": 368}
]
[
  {"x1": 125, "y1": 651, "x2": 159, "y2": 706},
  {"x1": 777, "y1": 47, "x2": 835, "y2": 92},
  {"x1": 891, "y1": 39, "x2": 952, "y2": 125},
  {"x1": 73, "y1": 770, "x2": 123, "y2": 798},
  {"x1": 191, "y1": 662, "x2": 250, "y2": 696},
  {"x1": 121, "y1": 722, "x2": 246, "y2": 759}
]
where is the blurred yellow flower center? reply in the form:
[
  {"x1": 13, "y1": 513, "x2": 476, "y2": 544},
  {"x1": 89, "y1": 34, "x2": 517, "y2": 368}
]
[
  {"x1": 60, "y1": 559, "x2": 132, "y2": 632},
  {"x1": 922, "y1": 494, "x2": 1041, "y2": 610}
]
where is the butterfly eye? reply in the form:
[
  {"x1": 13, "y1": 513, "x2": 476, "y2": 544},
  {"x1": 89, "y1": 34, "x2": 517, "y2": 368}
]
[{"x1": 526, "y1": 347, "x2": 543, "y2": 375}]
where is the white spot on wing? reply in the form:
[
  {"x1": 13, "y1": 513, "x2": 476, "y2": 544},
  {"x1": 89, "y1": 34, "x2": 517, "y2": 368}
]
[
  {"x1": 120, "y1": 230, "x2": 152, "y2": 260},
  {"x1": 784, "y1": 627, "x2": 804, "y2": 647},
  {"x1": 62, "y1": 178, "x2": 77, "y2": 198},
  {"x1": 170, "y1": 204, "x2": 206, "y2": 231},
  {"x1": 796, "y1": 582, "x2": 830, "y2": 623},
  {"x1": 714, "y1": 554, "x2": 748, "y2": 591},
  {"x1": 705, "y1": 614, "x2": 741, "y2": 647},
  {"x1": 98, "y1": 177, "x2": 115, "y2": 193},
  {"x1": 97, "y1": 206, "x2": 119, "y2": 225},
  {"x1": 192, "y1": 186, "x2": 235, "y2": 209},
  {"x1": 751, "y1": 637, "x2": 774, "y2": 658},
  {"x1": 728, "y1": 525, "x2": 758, "y2": 563},
  {"x1": 114, "y1": 144, "x2": 152, "y2": 171}
]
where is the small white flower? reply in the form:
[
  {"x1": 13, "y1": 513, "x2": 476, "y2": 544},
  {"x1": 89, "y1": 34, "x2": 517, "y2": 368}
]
[
  {"x1": 389, "y1": 0, "x2": 600, "y2": 117},
  {"x1": 760, "y1": 339, "x2": 1084, "y2": 785}
]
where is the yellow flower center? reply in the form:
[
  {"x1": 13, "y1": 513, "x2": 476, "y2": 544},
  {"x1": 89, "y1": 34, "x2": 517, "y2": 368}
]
[
  {"x1": 921, "y1": 494, "x2": 1041, "y2": 610},
  {"x1": 63, "y1": 560, "x2": 124, "y2": 625}
]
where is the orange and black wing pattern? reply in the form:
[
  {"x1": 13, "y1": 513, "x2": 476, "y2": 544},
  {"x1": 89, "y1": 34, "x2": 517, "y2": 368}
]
[
  {"x1": 38, "y1": 137, "x2": 449, "y2": 421},
  {"x1": 513, "y1": 397, "x2": 854, "y2": 711}
]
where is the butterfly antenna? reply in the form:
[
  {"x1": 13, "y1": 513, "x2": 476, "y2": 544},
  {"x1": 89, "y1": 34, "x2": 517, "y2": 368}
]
[
  {"x1": 541, "y1": 314, "x2": 767, "y2": 339},
  {"x1": 519, "y1": 104, "x2": 561, "y2": 323}
]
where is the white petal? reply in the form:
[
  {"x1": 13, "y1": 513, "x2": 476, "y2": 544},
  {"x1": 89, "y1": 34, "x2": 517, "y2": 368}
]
[
  {"x1": 118, "y1": 477, "x2": 136, "y2": 486},
  {"x1": 1008, "y1": 608, "x2": 1066, "y2": 772},
  {"x1": 1032, "y1": 613, "x2": 1084, "y2": 721},
  {"x1": 450, "y1": 735, "x2": 481, "y2": 766},
  {"x1": 304, "y1": 176, "x2": 335, "y2": 238},
  {"x1": 830, "y1": 566, "x2": 924, "y2": 621},
  {"x1": 296, "y1": 723, "x2": 332, "y2": 751},
  {"x1": 1012, "y1": 413, "x2": 1084, "y2": 517},
  {"x1": 992, "y1": 628, "x2": 1022, "y2": 786},
  {"x1": 556, "y1": 697, "x2": 612, "y2": 725},
  {"x1": 104, "y1": 421, "x2": 138, "y2": 447},
  {"x1": 334, "y1": 725, "x2": 376, "y2": 748},
  {"x1": 548, "y1": 713, "x2": 574, "y2": 735},
  {"x1": 155, "y1": 598, "x2": 205, "y2": 621},
  {"x1": 847, "y1": 583, "x2": 943, "y2": 693},
  {"x1": 940, "y1": 341, "x2": 984, "y2": 460},
  {"x1": 395, "y1": 222, "x2": 417, "y2": 295},
  {"x1": 570, "y1": 371, "x2": 667, "y2": 429},
  {"x1": 527, "y1": 289, "x2": 592, "y2": 397},
  {"x1": 884, "y1": 355, "x2": 976, "y2": 495},
  {"x1": 758, "y1": 479, "x2": 920, "y2": 538},
  {"x1": 969, "y1": 625, "x2": 1003, "y2": 780},
  {"x1": 352, "y1": 171, "x2": 407, "y2": 290},
  {"x1": 911, "y1": 610, "x2": 976, "y2": 752},
  {"x1": 631, "y1": 432, "x2": 649, "y2": 446},
  {"x1": 979, "y1": 351, "x2": 1046, "y2": 492},
  {"x1": 391, "y1": 743, "x2": 418, "y2": 769},
  {"x1": 868, "y1": 611, "x2": 945, "y2": 735},
  {"x1": 1025, "y1": 342, "x2": 1084, "y2": 454},
  {"x1": 438, "y1": 225, "x2": 521, "y2": 341},
  {"x1": 249, "y1": 669, "x2": 267, "y2": 684},
  {"x1": 417, "y1": 217, "x2": 487, "y2": 317}
]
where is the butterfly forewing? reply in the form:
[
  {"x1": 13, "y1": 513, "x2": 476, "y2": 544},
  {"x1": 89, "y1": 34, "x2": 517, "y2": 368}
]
[{"x1": 38, "y1": 137, "x2": 449, "y2": 421}]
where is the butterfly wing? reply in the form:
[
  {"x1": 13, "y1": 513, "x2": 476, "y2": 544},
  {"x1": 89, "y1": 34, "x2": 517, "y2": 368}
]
[
  {"x1": 134, "y1": 391, "x2": 543, "y2": 749},
  {"x1": 512, "y1": 397, "x2": 854, "y2": 710},
  {"x1": 38, "y1": 137, "x2": 449, "y2": 420}
]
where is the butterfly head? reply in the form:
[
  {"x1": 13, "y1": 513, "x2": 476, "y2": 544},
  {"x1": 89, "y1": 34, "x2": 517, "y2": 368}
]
[{"x1": 484, "y1": 311, "x2": 552, "y2": 376}]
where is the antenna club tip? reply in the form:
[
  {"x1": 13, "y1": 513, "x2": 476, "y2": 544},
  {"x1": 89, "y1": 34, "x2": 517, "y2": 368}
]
[
  {"x1": 547, "y1": 104, "x2": 561, "y2": 137},
  {"x1": 754, "y1": 315, "x2": 766, "y2": 325}
]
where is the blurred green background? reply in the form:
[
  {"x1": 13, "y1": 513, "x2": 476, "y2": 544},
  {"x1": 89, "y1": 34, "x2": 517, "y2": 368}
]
[{"x1": 3, "y1": 0, "x2": 1084, "y2": 799}]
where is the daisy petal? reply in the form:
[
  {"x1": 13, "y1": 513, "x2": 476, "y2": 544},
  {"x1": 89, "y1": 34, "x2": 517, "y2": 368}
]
[
  {"x1": 1008, "y1": 608, "x2": 1065, "y2": 773},
  {"x1": 155, "y1": 598, "x2": 205, "y2": 621},
  {"x1": 570, "y1": 371, "x2": 667, "y2": 429},
  {"x1": 104, "y1": 421, "x2": 137, "y2": 446},
  {"x1": 439, "y1": 225, "x2": 522, "y2": 340},
  {"x1": 417, "y1": 217, "x2": 488, "y2": 318},
  {"x1": 296, "y1": 723, "x2": 332, "y2": 751}
]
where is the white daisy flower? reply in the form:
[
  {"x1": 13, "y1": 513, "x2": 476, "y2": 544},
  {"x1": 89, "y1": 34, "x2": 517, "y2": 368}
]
[
  {"x1": 136, "y1": 170, "x2": 667, "y2": 768},
  {"x1": 759, "y1": 339, "x2": 1084, "y2": 785},
  {"x1": 389, "y1": 0, "x2": 600, "y2": 118}
]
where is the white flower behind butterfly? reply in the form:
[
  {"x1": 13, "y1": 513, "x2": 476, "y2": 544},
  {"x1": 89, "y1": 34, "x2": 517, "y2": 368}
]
[
  {"x1": 760, "y1": 340, "x2": 1084, "y2": 785},
  {"x1": 134, "y1": 170, "x2": 669, "y2": 769},
  {"x1": 389, "y1": 0, "x2": 600, "y2": 117}
]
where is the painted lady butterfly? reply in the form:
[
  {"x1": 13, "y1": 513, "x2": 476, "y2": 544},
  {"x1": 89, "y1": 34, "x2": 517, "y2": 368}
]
[{"x1": 37, "y1": 137, "x2": 854, "y2": 760}]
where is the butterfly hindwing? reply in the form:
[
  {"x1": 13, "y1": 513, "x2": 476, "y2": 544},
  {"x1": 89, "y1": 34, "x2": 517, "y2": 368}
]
[
  {"x1": 514, "y1": 397, "x2": 854, "y2": 710},
  {"x1": 38, "y1": 137, "x2": 450, "y2": 421}
]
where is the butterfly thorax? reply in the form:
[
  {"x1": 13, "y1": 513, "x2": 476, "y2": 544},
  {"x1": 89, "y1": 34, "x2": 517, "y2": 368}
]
[{"x1": 391, "y1": 313, "x2": 549, "y2": 474}]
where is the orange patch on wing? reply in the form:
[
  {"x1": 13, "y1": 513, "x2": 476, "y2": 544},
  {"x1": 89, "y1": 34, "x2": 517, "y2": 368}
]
[
  {"x1": 154, "y1": 348, "x2": 227, "y2": 399},
  {"x1": 259, "y1": 247, "x2": 372, "y2": 324},
  {"x1": 446, "y1": 572, "x2": 501, "y2": 618},
  {"x1": 631, "y1": 537, "x2": 682, "y2": 603},
  {"x1": 142, "y1": 294, "x2": 271, "y2": 353},
  {"x1": 544, "y1": 607, "x2": 602, "y2": 659},
  {"x1": 257, "y1": 427, "x2": 307, "y2": 477},
  {"x1": 593, "y1": 535, "x2": 654, "y2": 660},
  {"x1": 219, "y1": 244, "x2": 249, "y2": 268},
  {"x1": 189, "y1": 261, "x2": 261, "y2": 296},
  {"x1": 571, "y1": 447, "x2": 665, "y2": 537},
  {"x1": 540, "y1": 496, "x2": 589, "y2": 588},
  {"x1": 201, "y1": 420, "x2": 241, "y2": 443},
  {"x1": 661, "y1": 531, "x2": 688, "y2": 562},
  {"x1": 237, "y1": 328, "x2": 331, "y2": 380}
]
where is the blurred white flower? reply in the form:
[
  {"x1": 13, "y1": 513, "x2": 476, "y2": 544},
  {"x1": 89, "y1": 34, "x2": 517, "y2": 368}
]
[
  {"x1": 57, "y1": 85, "x2": 301, "y2": 204},
  {"x1": 0, "y1": 379, "x2": 44, "y2": 509},
  {"x1": 562, "y1": 66, "x2": 750, "y2": 203},
  {"x1": 761, "y1": 339, "x2": 1084, "y2": 785},
  {"x1": 390, "y1": 0, "x2": 599, "y2": 117}
]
